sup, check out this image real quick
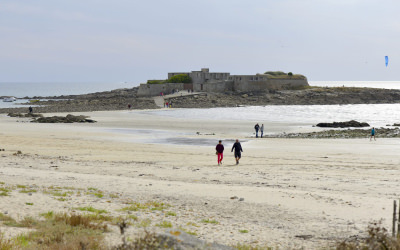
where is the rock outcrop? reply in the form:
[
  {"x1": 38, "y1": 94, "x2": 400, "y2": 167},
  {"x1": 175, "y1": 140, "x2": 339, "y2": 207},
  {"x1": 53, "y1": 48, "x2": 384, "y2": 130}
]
[
  {"x1": 8, "y1": 113, "x2": 43, "y2": 118},
  {"x1": 316, "y1": 120, "x2": 370, "y2": 128},
  {"x1": 32, "y1": 114, "x2": 96, "y2": 123}
]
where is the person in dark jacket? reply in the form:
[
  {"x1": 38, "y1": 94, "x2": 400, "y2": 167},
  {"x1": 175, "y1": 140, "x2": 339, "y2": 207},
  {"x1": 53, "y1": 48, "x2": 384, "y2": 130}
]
[
  {"x1": 231, "y1": 139, "x2": 243, "y2": 165},
  {"x1": 254, "y1": 123, "x2": 260, "y2": 138},
  {"x1": 215, "y1": 140, "x2": 224, "y2": 166}
]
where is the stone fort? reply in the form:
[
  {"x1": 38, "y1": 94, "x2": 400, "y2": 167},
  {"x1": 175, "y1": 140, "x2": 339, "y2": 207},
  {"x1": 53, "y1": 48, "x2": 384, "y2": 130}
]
[{"x1": 137, "y1": 68, "x2": 308, "y2": 97}]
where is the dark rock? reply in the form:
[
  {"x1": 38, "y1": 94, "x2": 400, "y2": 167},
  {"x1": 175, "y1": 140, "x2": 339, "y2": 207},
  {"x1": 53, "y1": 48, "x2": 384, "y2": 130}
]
[
  {"x1": 316, "y1": 120, "x2": 369, "y2": 128},
  {"x1": 32, "y1": 114, "x2": 96, "y2": 123},
  {"x1": 295, "y1": 235, "x2": 313, "y2": 240}
]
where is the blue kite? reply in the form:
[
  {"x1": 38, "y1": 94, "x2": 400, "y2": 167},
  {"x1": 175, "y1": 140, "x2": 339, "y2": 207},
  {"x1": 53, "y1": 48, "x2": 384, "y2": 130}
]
[{"x1": 385, "y1": 56, "x2": 389, "y2": 67}]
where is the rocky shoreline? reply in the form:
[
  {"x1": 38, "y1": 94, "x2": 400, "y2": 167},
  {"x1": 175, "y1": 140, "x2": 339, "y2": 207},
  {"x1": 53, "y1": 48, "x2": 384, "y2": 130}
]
[
  {"x1": 266, "y1": 127, "x2": 400, "y2": 139},
  {"x1": 2, "y1": 86, "x2": 400, "y2": 114}
]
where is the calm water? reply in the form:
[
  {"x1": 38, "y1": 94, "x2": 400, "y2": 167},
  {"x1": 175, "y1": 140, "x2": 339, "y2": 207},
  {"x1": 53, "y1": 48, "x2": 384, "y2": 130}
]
[
  {"x1": 145, "y1": 104, "x2": 400, "y2": 128},
  {"x1": 310, "y1": 81, "x2": 400, "y2": 89},
  {"x1": 0, "y1": 82, "x2": 137, "y2": 98}
]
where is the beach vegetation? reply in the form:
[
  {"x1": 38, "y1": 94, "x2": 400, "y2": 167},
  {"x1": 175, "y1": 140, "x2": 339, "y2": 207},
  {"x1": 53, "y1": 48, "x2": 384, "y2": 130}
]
[
  {"x1": 109, "y1": 193, "x2": 120, "y2": 198},
  {"x1": 136, "y1": 218, "x2": 152, "y2": 228},
  {"x1": 155, "y1": 220, "x2": 172, "y2": 228},
  {"x1": 1, "y1": 215, "x2": 37, "y2": 228},
  {"x1": 235, "y1": 243, "x2": 273, "y2": 250},
  {"x1": 8, "y1": 213, "x2": 107, "y2": 249},
  {"x1": 25, "y1": 203, "x2": 33, "y2": 206},
  {"x1": 0, "y1": 212, "x2": 18, "y2": 226},
  {"x1": 114, "y1": 230, "x2": 161, "y2": 249},
  {"x1": 62, "y1": 186, "x2": 82, "y2": 190},
  {"x1": 120, "y1": 201, "x2": 170, "y2": 212},
  {"x1": 0, "y1": 182, "x2": 4, "y2": 185},
  {"x1": 128, "y1": 214, "x2": 138, "y2": 221},
  {"x1": 0, "y1": 187, "x2": 11, "y2": 196},
  {"x1": 19, "y1": 189, "x2": 37, "y2": 193},
  {"x1": 178, "y1": 227, "x2": 197, "y2": 236},
  {"x1": 43, "y1": 189, "x2": 73, "y2": 197},
  {"x1": 57, "y1": 197, "x2": 67, "y2": 201},
  {"x1": 85, "y1": 213, "x2": 114, "y2": 224},
  {"x1": 0, "y1": 234, "x2": 16, "y2": 249},
  {"x1": 336, "y1": 221, "x2": 400, "y2": 249},
  {"x1": 166, "y1": 211, "x2": 176, "y2": 217},
  {"x1": 186, "y1": 221, "x2": 200, "y2": 227},
  {"x1": 201, "y1": 218, "x2": 219, "y2": 224},
  {"x1": 239, "y1": 229, "x2": 249, "y2": 233},
  {"x1": 40, "y1": 211, "x2": 54, "y2": 219},
  {"x1": 18, "y1": 216, "x2": 37, "y2": 227},
  {"x1": 75, "y1": 206, "x2": 108, "y2": 214},
  {"x1": 166, "y1": 74, "x2": 192, "y2": 84},
  {"x1": 87, "y1": 189, "x2": 104, "y2": 198},
  {"x1": 16, "y1": 184, "x2": 27, "y2": 189},
  {"x1": 14, "y1": 234, "x2": 30, "y2": 247}
]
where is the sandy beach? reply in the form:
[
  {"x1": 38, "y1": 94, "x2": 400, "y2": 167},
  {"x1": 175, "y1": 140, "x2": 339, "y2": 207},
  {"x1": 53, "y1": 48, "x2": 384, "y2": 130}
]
[{"x1": 1, "y1": 109, "x2": 399, "y2": 249}]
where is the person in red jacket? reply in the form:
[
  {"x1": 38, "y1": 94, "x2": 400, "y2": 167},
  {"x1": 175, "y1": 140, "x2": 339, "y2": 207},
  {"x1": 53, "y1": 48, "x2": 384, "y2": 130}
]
[{"x1": 215, "y1": 140, "x2": 224, "y2": 166}]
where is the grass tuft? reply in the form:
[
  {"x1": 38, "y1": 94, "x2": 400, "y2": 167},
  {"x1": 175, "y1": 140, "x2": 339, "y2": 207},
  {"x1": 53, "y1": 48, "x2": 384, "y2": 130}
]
[
  {"x1": 201, "y1": 218, "x2": 219, "y2": 224},
  {"x1": 156, "y1": 221, "x2": 172, "y2": 228},
  {"x1": 75, "y1": 206, "x2": 108, "y2": 214}
]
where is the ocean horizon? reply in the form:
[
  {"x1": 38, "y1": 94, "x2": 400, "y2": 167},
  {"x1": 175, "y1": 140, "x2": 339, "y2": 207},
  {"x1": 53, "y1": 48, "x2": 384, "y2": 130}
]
[{"x1": 1, "y1": 81, "x2": 400, "y2": 99}]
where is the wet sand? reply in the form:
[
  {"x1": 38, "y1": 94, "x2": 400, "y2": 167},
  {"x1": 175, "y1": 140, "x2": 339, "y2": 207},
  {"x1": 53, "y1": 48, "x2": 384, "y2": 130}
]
[{"x1": 0, "y1": 110, "x2": 399, "y2": 249}]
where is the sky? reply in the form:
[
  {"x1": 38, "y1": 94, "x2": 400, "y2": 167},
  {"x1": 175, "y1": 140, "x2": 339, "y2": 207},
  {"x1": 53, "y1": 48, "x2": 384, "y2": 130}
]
[{"x1": 1, "y1": 0, "x2": 400, "y2": 84}]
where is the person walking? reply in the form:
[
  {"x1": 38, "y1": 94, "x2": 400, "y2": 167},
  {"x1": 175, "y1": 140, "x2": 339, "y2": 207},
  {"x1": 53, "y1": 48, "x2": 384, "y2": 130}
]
[
  {"x1": 370, "y1": 127, "x2": 376, "y2": 141},
  {"x1": 231, "y1": 139, "x2": 243, "y2": 165},
  {"x1": 216, "y1": 140, "x2": 224, "y2": 166},
  {"x1": 28, "y1": 106, "x2": 33, "y2": 113},
  {"x1": 260, "y1": 124, "x2": 264, "y2": 138},
  {"x1": 254, "y1": 123, "x2": 260, "y2": 138}
]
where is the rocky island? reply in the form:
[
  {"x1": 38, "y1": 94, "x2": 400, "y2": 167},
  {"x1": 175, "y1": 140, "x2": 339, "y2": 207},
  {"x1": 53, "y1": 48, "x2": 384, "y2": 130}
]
[{"x1": 1, "y1": 85, "x2": 400, "y2": 114}]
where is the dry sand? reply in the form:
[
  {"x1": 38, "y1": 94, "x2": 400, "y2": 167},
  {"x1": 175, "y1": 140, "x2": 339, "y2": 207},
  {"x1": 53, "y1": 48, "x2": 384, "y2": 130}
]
[{"x1": 1, "y1": 110, "x2": 399, "y2": 249}]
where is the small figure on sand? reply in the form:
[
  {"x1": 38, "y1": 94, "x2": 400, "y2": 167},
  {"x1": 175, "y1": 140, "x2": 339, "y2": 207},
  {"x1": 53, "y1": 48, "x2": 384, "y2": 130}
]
[
  {"x1": 28, "y1": 106, "x2": 33, "y2": 113},
  {"x1": 260, "y1": 124, "x2": 264, "y2": 138},
  {"x1": 254, "y1": 123, "x2": 260, "y2": 138},
  {"x1": 128, "y1": 104, "x2": 131, "y2": 109},
  {"x1": 370, "y1": 127, "x2": 376, "y2": 141},
  {"x1": 216, "y1": 140, "x2": 224, "y2": 166},
  {"x1": 231, "y1": 139, "x2": 243, "y2": 165}
]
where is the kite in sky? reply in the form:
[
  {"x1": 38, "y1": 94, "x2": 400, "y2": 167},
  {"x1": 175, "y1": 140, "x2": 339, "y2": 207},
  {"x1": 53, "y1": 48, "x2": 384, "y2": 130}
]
[{"x1": 385, "y1": 56, "x2": 389, "y2": 67}]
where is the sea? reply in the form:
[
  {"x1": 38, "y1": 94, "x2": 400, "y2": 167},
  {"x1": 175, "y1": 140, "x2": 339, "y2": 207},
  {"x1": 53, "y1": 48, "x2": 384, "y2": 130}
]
[{"x1": 1, "y1": 81, "x2": 400, "y2": 128}]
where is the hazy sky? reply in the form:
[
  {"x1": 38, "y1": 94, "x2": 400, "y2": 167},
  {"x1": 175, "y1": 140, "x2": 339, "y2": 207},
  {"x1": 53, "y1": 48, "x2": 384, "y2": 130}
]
[{"x1": 1, "y1": 0, "x2": 399, "y2": 84}]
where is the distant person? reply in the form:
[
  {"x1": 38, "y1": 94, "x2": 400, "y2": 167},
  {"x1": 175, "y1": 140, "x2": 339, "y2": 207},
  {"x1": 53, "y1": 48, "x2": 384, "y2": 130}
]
[
  {"x1": 128, "y1": 104, "x2": 131, "y2": 109},
  {"x1": 231, "y1": 139, "x2": 243, "y2": 165},
  {"x1": 216, "y1": 140, "x2": 224, "y2": 166},
  {"x1": 370, "y1": 127, "x2": 376, "y2": 141},
  {"x1": 254, "y1": 123, "x2": 260, "y2": 138},
  {"x1": 28, "y1": 106, "x2": 33, "y2": 113},
  {"x1": 260, "y1": 124, "x2": 264, "y2": 138},
  {"x1": 166, "y1": 101, "x2": 169, "y2": 108}
]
